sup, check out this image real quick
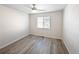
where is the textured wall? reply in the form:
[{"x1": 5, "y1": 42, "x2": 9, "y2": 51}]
[
  {"x1": 30, "y1": 11, "x2": 63, "y2": 39},
  {"x1": 0, "y1": 5, "x2": 29, "y2": 48},
  {"x1": 63, "y1": 4, "x2": 79, "y2": 53}
]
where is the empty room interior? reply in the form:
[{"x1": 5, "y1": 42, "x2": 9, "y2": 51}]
[{"x1": 0, "y1": 4, "x2": 79, "y2": 54}]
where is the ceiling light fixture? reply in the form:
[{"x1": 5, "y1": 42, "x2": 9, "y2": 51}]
[
  {"x1": 31, "y1": 4, "x2": 44, "y2": 13},
  {"x1": 32, "y1": 9, "x2": 37, "y2": 13}
]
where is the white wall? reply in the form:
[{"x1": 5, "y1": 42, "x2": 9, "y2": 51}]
[
  {"x1": 0, "y1": 5, "x2": 29, "y2": 48},
  {"x1": 30, "y1": 11, "x2": 63, "y2": 39},
  {"x1": 63, "y1": 5, "x2": 79, "y2": 53}
]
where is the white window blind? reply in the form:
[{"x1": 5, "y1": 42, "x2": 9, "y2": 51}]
[{"x1": 37, "y1": 16, "x2": 50, "y2": 29}]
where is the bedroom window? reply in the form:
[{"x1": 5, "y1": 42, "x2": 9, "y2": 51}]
[{"x1": 37, "y1": 16, "x2": 50, "y2": 29}]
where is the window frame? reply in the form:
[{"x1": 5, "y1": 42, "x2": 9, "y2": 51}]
[{"x1": 37, "y1": 16, "x2": 51, "y2": 30}]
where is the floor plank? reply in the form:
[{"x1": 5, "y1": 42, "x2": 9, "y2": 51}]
[{"x1": 0, "y1": 35, "x2": 69, "y2": 54}]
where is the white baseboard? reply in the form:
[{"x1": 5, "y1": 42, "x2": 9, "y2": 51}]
[
  {"x1": 30, "y1": 33, "x2": 62, "y2": 39},
  {"x1": 0, "y1": 34, "x2": 29, "y2": 49},
  {"x1": 62, "y1": 38, "x2": 70, "y2": 54}
]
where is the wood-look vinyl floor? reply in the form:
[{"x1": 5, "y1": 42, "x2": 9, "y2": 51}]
[{"x1": 0, "y1": 35, "x2": 69, "y2": 54}]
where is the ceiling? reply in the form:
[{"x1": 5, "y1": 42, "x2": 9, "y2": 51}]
[{"x1": 2, "y1": 4, "x2": 67, "y2": 14}]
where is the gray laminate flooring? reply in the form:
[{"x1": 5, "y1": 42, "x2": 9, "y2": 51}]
[{"x1": 0, "y1": 35, "x2": 69, "y2": 54}]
